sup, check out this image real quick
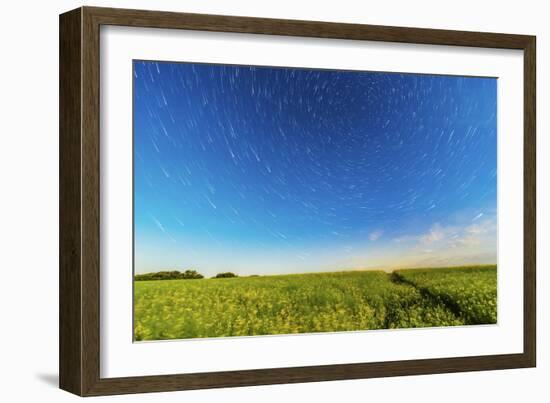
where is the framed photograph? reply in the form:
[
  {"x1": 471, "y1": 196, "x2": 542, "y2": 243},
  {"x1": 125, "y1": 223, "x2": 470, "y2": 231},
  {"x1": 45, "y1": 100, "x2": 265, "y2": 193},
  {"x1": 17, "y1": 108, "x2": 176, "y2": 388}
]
[{"x1": 59, "y1": 6, "x2": 536, "y2": 396}]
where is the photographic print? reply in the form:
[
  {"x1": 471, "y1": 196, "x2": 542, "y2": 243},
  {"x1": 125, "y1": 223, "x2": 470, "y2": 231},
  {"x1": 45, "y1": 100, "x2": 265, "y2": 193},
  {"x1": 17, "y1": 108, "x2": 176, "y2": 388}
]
[{"x1": 133, "y1": 61, "x2": 497, "y2": 342}]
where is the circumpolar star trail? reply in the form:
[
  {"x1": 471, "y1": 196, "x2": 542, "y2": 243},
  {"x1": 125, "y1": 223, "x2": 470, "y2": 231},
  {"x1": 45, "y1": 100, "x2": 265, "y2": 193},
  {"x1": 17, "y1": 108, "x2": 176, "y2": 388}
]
[{"x1": 133, "y1": 61, "x2": 497, "y2": 276}]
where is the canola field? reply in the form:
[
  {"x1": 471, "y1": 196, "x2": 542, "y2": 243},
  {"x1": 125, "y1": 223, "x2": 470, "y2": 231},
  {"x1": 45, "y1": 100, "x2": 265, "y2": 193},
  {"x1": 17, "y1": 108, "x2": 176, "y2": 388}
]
[{"x1": 134, "y1": 265, "x2": 496, "y2": 341}]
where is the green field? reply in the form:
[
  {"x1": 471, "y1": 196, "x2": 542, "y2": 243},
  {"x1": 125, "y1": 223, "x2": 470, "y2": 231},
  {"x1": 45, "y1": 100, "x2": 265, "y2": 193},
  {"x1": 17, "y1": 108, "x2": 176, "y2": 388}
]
[{"x1": 134, "y1": 265, "x2": 497, "y2": 341}]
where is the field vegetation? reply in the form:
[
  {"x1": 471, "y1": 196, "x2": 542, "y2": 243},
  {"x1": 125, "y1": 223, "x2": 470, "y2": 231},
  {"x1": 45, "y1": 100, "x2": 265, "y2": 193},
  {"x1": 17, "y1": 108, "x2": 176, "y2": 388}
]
[{"x1": 134, "y1": 265, "x2": 496, "y2": 341}]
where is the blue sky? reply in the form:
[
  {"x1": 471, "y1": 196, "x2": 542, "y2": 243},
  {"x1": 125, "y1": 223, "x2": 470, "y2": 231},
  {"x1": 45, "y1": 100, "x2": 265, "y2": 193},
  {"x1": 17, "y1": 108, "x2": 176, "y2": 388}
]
[{"x1": 133, "y1": 61, "x2": 497, "y2": 276}]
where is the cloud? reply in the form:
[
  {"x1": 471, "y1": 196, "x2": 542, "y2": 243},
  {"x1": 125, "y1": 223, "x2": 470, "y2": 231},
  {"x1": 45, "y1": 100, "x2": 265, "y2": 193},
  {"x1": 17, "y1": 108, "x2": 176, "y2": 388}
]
[
  {"x1": 368, "y1": 230, "x2": 383, "y2": 241},
  {"x1": 376, "y1": 216, "x2": 497, "y2": 269},
  {"x1": 402, "y1": 218, "x2": 496, "y2": 249},
  {"x1": 465, "y1": 220, "x2": 494, "y2": 235},
  {"x1": 392, "y1": 223, "x2": 458, "y2": 245},
  {"x1": 419, "y1": 223, "x2": 447, "y2": 245},
  {"x1": 449, "y1": 219, "x2": 496, "y2": 248}
]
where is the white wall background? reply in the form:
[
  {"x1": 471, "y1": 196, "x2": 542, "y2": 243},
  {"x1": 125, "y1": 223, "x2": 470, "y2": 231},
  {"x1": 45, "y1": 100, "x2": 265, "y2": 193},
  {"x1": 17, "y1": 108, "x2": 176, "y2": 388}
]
[{"x1": 0, "y1": 0, "x2": 546, "y2": 401}]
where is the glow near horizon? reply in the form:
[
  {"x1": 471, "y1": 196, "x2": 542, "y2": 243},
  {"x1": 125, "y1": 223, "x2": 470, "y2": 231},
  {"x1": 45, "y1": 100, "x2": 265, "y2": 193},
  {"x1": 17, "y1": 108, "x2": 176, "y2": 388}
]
[{"x1": 133, "y1": 61, "x2": 497, "y2": 276}]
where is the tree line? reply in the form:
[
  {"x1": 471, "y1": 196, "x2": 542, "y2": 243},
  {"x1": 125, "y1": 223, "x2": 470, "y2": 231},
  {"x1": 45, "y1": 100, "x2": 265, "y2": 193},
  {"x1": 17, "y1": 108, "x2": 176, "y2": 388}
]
[{"x1": 134, "y1": 270, "x2": 239, "y2": 281}]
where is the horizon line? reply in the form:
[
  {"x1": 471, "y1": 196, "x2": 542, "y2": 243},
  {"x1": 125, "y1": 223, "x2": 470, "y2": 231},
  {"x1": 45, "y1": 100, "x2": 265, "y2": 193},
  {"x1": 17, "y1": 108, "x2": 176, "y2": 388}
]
[{"x1": 134, "y1": 263, "x2": 498, "y2": 278}]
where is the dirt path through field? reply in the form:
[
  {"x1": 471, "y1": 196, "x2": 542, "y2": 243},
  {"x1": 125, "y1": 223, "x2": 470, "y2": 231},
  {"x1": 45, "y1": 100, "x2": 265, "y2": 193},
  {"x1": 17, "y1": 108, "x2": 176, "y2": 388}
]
[{"x1": 389, "y1": 272, "x2": 463, "y2": 321}]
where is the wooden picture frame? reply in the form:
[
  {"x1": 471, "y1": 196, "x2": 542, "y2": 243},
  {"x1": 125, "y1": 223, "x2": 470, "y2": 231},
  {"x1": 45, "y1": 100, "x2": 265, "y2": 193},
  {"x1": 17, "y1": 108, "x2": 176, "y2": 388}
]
[{"x1": 59, "y1": 6, "x2": 536, "y2": 396}]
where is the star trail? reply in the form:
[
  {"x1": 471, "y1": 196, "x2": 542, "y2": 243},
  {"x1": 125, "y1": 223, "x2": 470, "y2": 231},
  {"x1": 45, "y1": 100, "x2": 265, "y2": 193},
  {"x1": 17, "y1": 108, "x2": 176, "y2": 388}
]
[{"x1": 133, "y1": 61, "x2": 497, "y2": 276}]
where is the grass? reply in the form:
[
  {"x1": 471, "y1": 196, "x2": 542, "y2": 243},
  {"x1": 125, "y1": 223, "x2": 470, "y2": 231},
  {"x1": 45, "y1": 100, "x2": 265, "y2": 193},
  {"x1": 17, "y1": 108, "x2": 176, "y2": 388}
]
[{"x1": 134, "y1": 265, "x2": 497, "y2": 341}]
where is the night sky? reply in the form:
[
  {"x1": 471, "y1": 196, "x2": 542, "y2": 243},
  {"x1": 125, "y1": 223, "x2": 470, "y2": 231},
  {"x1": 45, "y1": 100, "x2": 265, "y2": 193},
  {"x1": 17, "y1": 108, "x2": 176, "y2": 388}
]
[{"x1": 133, "y1": 61, "x2": 497, "y2": 276}]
